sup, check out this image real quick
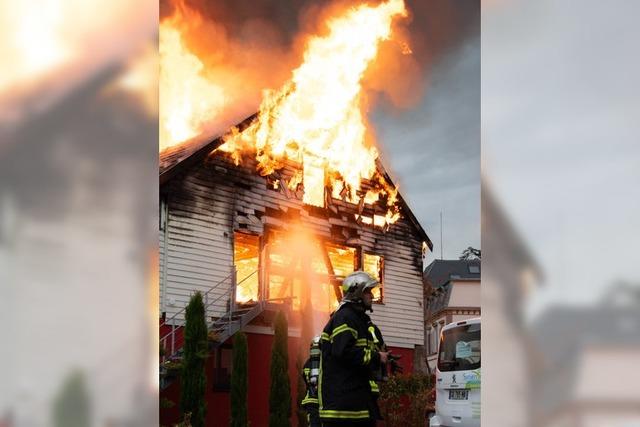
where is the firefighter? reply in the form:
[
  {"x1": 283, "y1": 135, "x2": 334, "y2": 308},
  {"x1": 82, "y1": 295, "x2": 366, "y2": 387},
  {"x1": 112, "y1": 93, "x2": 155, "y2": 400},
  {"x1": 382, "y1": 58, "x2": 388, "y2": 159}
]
[
  {"x1": 318, "y1": 271, "x2": 389, "y2": 426},
  {"x1": 302, "y1": 336, "x2": 322, "y2": 427}
]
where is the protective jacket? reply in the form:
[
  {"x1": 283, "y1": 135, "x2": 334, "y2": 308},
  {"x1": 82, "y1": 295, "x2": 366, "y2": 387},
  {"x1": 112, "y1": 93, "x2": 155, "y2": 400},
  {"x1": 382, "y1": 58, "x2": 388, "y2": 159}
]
[
  {"x1": 367, "y1": 321, "x2": 385, "y2": 397},
  {"x1": 301, "y1": 358, "x2": 321, "y2": 426},
  {"x1": 319, "y1": 302, "x2": 381, "y2": 422}
]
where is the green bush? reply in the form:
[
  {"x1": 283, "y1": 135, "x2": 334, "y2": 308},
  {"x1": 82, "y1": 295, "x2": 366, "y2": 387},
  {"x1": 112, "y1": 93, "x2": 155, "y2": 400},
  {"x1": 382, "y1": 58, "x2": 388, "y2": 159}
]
[
  {"x1": 230, "y1": 332, "x2": 249, "y2": 427},
  {"x1": 269, "y1": 311, "x2": 291, "y2": 427},
  {"x1": 52, "y1": 369, "x2": 91, "y2": 427},
  {"x1": 378, "y1": 373, "x2": 432, "y2": 427},
  {"x1": 180, "y1": 292, "x2": 208, "y2": 427}
]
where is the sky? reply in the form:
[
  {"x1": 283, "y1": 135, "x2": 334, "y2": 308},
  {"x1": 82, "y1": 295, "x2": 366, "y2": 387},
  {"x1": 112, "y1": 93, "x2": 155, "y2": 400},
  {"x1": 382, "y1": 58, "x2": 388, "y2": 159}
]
[
  {"x1": 373, "y1": 20, "x2": 480, "y2": 265},
  {"x1": 482, "y1": 0, "x2": 640, "y2": 318}
]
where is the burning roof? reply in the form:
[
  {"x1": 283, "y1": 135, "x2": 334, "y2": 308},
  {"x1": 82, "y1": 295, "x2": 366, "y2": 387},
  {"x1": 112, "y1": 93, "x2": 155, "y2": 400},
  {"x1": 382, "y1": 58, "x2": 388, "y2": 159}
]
[
  {"x1": 159, "y1": 116, "x2": 432, "y2": 249},
  {"x1": 160, "y1": 0, "x2": 432, "y2": 246}
]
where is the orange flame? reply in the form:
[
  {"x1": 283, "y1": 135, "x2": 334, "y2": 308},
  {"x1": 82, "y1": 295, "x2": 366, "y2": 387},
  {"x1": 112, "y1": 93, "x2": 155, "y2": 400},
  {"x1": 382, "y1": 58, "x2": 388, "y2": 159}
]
[
  {"x1": 159, "y1": 0, "x2": 294, "y2": 152},
  {"x1": 160, "y1": 2, "x2": 226, "y2": 151},
  {"x1": 106, "y1": 42, "x2": 158, "y2": 117},
  {"x1": 218, "y1": 0, "x2": 407, "y2": 226}
]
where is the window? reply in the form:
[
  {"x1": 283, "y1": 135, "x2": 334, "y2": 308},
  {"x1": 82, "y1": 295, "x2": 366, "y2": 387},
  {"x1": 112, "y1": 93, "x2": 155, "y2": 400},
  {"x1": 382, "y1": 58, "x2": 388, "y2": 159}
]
[
  {"x1": 248, "y1": 228, "x2": 387, "y2": 311},
  {"x1": 234, "y1": 232, "x2": 260, "y2": 304},
  {"x1": 265, "y1": 230, "x2": 359, "y2": 312},
  {"x1": 468, "y1": 264, "x2": 480, "y2": 274},
  {"x1": 363, "y1": 253, "x2": 383, "y2": 303},
  {"x1": 437, "y1": 323, "x2": 481, "y2": 372},
  {"x1": 326, "y1": 244, "x2": 357, "y2": 280},
  {"x1": 212, "y1": 347, "x2": 232, "y2": 391}
]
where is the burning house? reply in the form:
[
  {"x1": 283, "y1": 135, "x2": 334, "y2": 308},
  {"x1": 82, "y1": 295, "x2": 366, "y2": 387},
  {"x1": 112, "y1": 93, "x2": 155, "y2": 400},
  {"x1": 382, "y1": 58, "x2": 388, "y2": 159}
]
[
  {"x1": 159, "y1": 113, "x2": 433, "y2": 425},
  {"x1": 159, "y1": 0, "x2": 433, "y2": 425}
]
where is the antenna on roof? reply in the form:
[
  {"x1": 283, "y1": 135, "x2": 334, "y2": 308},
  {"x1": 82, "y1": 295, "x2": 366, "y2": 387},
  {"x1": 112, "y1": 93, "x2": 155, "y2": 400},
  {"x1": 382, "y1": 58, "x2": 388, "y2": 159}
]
[{"x1": 440, "y1": 211, "x2": 443, "y2": 260}]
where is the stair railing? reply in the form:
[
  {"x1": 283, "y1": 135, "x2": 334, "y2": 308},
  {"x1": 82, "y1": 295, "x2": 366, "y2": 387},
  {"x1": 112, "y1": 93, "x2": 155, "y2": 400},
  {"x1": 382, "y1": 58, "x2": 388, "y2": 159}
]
[
  {"x1": 161, "y1": 268, "x2": 260, "y2": 362},
  {"x1": 160, "y1": 271, "x2": 233, "y2": 361}
]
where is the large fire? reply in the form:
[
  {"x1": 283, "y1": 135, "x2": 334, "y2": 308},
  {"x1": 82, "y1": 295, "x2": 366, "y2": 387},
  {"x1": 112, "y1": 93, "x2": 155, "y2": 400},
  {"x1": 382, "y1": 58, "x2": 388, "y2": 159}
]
[
  {"x1": 159, "y1": 2, "x2": 226, "y2": 151},
  {"x1": 159, "y1": 0, "x2": 294, "y2": 151},
  {"x1": 160, "y1": 0, "x2": 410, "y2": 224},
  {"x1": 218, "y1": 0, "x2": 408, "y2": 225}
]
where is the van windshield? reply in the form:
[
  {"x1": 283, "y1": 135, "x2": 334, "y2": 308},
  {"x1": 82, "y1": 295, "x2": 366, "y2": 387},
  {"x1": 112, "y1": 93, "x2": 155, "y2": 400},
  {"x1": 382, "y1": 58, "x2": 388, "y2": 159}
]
[{"x1": 437, "y1": 323, "x2": 480, "y2": 372}]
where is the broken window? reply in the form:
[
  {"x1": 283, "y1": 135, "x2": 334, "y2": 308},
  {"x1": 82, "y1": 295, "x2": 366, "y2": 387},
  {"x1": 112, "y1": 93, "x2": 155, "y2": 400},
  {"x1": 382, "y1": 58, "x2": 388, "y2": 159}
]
[
  {"x1": 265, "y1": 230, "x2": 358, "y2": 312},
  {"x1": 266, "y1": 230, "x2": 303, "y2": 310},
  {"x1": 326, "y1": 244, "x2": 357, "y2": 280},
  {"x1": 323, "y1": 243, "x2": 357, "y2": 310},
  {"x1": 234, "y1": 232, "x2": 260, "y2": 304},
  {"x1": 363, "y1": 253, "x2": 383, "y2": 303}
]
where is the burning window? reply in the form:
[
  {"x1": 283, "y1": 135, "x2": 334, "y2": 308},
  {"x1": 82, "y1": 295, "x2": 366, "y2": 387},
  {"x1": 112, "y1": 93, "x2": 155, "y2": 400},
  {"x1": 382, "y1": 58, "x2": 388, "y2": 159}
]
[
  {"x1": 234, "y1": 232, "x2": 260, "y2": 304},
  {"x1": 326, "y1": 244, "x2": 357, "y2": 280},
  {"x1": 363, "y1": 253, "x2": 383, "y2": 302},
  {"x1": 265, "y1": 230, "x2": 357, "y2": 312}
]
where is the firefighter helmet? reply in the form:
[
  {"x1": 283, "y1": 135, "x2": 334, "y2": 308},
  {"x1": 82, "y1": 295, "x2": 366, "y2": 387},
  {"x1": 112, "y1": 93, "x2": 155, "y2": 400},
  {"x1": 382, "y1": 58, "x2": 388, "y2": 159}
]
[{"x1": 341, "y1": 271, "x2": 379, "y2": 305}]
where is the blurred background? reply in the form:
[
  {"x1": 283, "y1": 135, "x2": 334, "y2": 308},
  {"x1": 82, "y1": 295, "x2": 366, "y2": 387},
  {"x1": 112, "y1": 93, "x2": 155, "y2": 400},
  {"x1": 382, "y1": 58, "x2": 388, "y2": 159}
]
[
  {"x1": 482, "y1": 0, "x2": 640, "y2": 426},
  {"x1": 0, "y1": 0, "x2": 159, "y2": 426}
]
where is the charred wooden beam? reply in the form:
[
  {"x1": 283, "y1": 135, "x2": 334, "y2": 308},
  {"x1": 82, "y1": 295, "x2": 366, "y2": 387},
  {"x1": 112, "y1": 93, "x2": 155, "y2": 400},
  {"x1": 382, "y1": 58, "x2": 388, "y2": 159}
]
[
  {"x1": 160, "y1": 113, "x2": 258, "y2": 186},
  {"x1": 321, "y1": 241, "x2": 343, "y2": 302}
]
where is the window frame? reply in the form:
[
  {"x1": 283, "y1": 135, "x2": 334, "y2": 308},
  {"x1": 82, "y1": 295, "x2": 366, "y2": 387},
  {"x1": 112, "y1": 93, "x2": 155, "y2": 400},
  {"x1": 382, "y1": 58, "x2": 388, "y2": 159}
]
[
  {"x1": 233, "y1": 230, "x2": 262, "y2": 305},
  {"x1": 362, "y1": 251, "x2": 384, "y2": 304},
  {"x1": 262, "y1": 228, "x2": 366, "y2": 310},
  {"x1": 323, "y1": 240, "x2": 360, "y2": 282}
]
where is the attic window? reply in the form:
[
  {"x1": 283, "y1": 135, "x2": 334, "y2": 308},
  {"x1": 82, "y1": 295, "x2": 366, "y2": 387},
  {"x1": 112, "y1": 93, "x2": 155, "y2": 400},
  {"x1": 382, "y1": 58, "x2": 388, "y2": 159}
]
[
  {"x1": 363, "y1": 253, "x2": 383, "y2": 303},
  {"x1": 468, "y1": 265, "x2": 480, "y2": 274}
]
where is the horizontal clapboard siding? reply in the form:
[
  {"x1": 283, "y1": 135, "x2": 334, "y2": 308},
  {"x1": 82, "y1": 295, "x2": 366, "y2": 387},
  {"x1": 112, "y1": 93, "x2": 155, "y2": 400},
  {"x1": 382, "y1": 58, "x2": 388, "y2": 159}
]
[
  {"x1": 162, "y1": 162, "x2": 237, "y2": 324},
  {"x1": 364, "y1": 230, "x2": 424, "y2": 348},
  {"x1": 160, "y1": 154, "x2": 426, "y2": 346},
  {"x1": 159, "y1": 228, "x2": 165, "y2": 313}
]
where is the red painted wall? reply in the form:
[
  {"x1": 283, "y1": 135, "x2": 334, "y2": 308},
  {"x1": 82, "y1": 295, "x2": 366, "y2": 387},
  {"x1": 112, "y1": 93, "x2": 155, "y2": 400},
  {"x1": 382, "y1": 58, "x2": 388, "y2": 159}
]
[
  {"x1": 386, "y1": 346, "x2": 414, "y2": 374},
  {"x1": 159, "y1": 332, "x2": 415, "y2": 427},
  {"x1": 160, "y1": 323, "x2": 184, "y2": 355},
  {"x1": 245, "y1": 333, "x2": 302, "y2": 427}
]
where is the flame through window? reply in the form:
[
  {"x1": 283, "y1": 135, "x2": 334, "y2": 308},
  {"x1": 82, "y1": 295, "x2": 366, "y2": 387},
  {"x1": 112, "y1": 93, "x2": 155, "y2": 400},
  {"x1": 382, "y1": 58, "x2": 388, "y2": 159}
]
[{"x1": 234, "y1": 232, "x2": 260, "y2": 304}]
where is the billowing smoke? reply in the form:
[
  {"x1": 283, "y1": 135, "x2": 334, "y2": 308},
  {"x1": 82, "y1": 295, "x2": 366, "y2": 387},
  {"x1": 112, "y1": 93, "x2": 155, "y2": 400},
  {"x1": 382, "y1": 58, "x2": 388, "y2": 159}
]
[{"x1": 159, "y1": 0, "x2": 478, "y2": 151}]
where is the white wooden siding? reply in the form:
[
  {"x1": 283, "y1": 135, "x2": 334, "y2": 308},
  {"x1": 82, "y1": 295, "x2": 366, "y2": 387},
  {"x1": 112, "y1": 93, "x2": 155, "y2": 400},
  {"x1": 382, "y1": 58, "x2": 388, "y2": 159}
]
[
  {"x1": 162, "y1": 163, "x2": 238, "y2": 324},
  {"x1": 159, "y1": 227, "x2": 165, "y2": 313},
  {"x1": 161, "y1": 155, "x2": 426, "y2": 346}
]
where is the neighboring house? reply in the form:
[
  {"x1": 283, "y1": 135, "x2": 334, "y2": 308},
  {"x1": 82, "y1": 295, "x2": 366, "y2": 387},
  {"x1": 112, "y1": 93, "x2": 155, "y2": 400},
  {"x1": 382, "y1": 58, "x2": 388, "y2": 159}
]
[
  {"x1": 481, "y1": 185, "x2": 543, "y2": 427},
  {"x1": 531, "y1": 284, "x2": 640, "y2": 427},
  {"x1": 158, "y1": 117, "x2": 433, "y2": 427},
  {"x1": 423, "y1": 259, "x2": 481, "y2": 371}
]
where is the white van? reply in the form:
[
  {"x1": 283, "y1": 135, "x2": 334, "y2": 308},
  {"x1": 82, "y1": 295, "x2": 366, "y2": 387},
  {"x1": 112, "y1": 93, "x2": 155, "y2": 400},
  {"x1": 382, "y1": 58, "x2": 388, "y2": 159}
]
[{"x1": 430, "y1": 318, "x2": 481, "y2": 427}]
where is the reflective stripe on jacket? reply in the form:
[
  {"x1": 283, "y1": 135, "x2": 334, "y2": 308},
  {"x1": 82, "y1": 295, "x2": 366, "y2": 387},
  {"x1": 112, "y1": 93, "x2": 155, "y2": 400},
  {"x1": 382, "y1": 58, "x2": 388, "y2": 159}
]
[{"x1": 318, "y1": 303, "x2": 381, "y2": 422}]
